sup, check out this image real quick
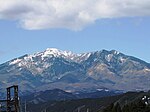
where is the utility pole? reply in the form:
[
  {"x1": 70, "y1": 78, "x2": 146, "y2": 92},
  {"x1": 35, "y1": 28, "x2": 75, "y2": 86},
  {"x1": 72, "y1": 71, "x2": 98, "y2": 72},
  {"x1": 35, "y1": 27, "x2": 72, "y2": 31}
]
[
  {"x1": 0, "y1": 103, "x2": 1, "y2": 112},
  {"x1": 25, "y1": 100, "x2": 27, "y2": 112},
  {"x1": 77, "y1": 105, "x2": 85, "y2": 112},
  {"x1": 19, "y1": 98, "x2": 22, "y2": 112},
  {"x1": 87, "y1": 108, "x2": 89, "y2": 112},
  {"x1": 77, "y1": 108, "x2": 80, "y2": 112}
]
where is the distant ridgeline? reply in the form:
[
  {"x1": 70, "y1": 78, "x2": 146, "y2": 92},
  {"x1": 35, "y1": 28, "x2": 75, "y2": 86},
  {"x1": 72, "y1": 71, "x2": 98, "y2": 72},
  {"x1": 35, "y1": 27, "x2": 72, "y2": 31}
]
[{"x1": 0, "y1": 48, "x2": 150, "y2": 96}]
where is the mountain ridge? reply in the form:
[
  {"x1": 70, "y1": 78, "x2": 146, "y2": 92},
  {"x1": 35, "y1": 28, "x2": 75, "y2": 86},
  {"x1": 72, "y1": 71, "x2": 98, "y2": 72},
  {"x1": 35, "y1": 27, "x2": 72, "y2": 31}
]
[{"x1": 0, "y1": 48, "x2": 150, "y2": 96}]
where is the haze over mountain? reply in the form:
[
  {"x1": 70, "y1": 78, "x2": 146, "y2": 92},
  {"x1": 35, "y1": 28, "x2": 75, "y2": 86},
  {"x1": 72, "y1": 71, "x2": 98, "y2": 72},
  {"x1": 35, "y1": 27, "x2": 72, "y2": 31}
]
[{"x1": 0, "y1": 48, "x2": 150, "y2": 96}]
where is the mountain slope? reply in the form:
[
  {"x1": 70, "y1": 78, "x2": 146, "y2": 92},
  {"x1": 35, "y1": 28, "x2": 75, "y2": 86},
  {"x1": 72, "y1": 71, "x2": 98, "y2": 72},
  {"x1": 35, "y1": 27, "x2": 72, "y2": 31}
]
[{"x1": 0, "y1": 48, "x2": 150, "y2": 96}]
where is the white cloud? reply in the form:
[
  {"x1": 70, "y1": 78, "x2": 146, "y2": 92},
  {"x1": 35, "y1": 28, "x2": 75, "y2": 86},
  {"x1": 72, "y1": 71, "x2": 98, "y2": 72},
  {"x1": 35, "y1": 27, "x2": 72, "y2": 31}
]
[{"x1": 0, "y1": 0, "x2": 150, "y2": 30}]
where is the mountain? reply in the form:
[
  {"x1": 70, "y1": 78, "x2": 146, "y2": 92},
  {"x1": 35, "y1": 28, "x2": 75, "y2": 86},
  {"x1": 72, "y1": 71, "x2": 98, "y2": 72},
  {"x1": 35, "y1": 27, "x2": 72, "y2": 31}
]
[{"x1": 0, "y1": 48, "x2": 150, "y2": 96}]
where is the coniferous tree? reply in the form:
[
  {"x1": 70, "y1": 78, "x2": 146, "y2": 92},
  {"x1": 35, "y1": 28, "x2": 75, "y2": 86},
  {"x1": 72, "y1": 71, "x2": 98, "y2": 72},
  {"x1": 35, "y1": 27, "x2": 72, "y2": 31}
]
[
  {"x1": 112, "y1": 103, "x2": 122, "y2": 112},
  {"x1": 122, "y1": 105, "x2": 130, "y2": 112},
  {"x1": 102, "y1": 103, "x2": 114, "y2": 112}
]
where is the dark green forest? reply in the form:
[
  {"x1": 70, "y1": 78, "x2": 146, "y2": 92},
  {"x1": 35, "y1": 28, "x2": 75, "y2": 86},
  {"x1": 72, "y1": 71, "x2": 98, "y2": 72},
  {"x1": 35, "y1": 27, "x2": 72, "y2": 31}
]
[
  {"x1": 102, "y1": 101, "x2": 150, "y2": 112},
  {"x1": 26, "y1": 91, "x2": 150, "y2": 112}
]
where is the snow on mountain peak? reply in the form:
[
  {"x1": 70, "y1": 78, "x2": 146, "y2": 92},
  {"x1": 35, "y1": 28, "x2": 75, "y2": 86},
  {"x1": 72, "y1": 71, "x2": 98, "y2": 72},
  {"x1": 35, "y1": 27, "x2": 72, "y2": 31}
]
[
  {"x1": 43, "y1": 48, "x2": 63, "y2": 57},
  {"x1": 41, "y1": 48, "x2": 76, "y2": 59},
  {"x1": 45, "y1": 48, "x2": 62, "y2": 54},
  {"x1": 9, "y1": 58, "x2": 22, "y2": 65},
  {"x1": 8, "y1": 48, "x2": 94, "y2": 66}
]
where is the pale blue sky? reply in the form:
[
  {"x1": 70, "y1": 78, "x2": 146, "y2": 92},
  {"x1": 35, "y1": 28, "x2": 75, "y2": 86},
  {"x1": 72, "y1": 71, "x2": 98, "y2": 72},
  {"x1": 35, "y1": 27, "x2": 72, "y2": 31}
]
[
  {"x1": 0, "y1": 17, "x2": 150, "y2": 64},
  {"x1": 0, "y1": 0, "x2": 150, "y2": 64}
]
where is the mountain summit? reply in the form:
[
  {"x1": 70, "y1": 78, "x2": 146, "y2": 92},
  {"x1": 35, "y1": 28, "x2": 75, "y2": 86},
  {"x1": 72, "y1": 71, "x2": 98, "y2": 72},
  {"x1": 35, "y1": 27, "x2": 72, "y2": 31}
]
[{"x1": 0, "y1": 48, "x2": 150, "y2": 95}]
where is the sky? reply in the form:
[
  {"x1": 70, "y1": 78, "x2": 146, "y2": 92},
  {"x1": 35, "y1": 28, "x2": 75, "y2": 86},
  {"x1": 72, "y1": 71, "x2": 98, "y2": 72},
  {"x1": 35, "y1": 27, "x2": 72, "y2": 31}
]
[{"x1": 0, "y1": 0, "x2": 150, "y2": 64}]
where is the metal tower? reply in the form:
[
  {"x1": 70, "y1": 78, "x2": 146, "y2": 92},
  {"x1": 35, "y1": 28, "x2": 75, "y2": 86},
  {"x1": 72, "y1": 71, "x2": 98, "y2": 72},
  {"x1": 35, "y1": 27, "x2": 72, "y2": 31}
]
[{"x1": 0, "y1": 85, "x2": 20, "y2": 112}]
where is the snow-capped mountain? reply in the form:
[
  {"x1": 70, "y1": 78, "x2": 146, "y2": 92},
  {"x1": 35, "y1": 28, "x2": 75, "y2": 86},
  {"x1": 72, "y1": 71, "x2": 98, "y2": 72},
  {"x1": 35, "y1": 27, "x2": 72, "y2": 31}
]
[
  {"x1": 9, "y1": 48, "x2": 90, "y2": 70},
  {"x1": 0, "y1": 48, "x2": 150, "y2": 96}
]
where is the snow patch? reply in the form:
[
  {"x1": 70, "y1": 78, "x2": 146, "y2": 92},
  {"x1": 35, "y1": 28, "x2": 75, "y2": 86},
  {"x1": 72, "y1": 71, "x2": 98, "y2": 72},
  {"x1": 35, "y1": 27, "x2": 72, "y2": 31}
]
[
  {"x1": 114, "y1": 51, "x2": 120, "y2": 55},
  {"x1": 119, "y1": 57, "x2": 126, "y2": 63},
  {"x1": 97, "y1": 89, "x2": 104, "y2": 91},
  {"x1": 9, "y1": 59, "x2": 22, "y2": 65},
  {"x1": 144, "y1": 68, "x2": 150, "y2": 72},
  {"x1": 75, "y1": 53, "x2": 92, "y2": 62},
  {"x1": 104, "y1": 89, "x2": 109, "y2": 92},
  {"x1": 105, "y1": 54, "x2": 113, "y2": 62},
  {"x1": 65, "y1": 90, "x2": 72, "y2": 93}
]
